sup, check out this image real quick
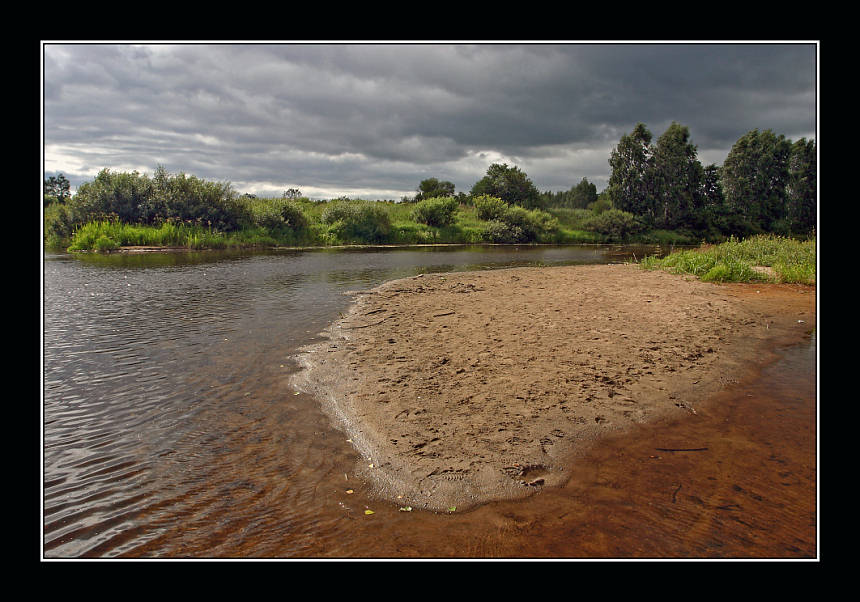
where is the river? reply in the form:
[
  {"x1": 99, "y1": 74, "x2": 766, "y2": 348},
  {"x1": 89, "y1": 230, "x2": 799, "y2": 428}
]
[{"x1": 41, "y1": 244, "x2": 816, "y2": 559}]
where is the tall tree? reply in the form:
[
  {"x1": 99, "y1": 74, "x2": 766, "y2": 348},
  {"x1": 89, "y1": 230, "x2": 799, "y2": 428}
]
[
  {"x1": 607, "y1": 123, "x2": 655, "y2": 223},
  {"x1": 470, "y1": 163, "x2": 543, "y2": 209},
  {"x1": 721, "y1": 129, "x2": 792, "y2": 232},
  {"x1": 650, "y1": 122, "x2": 705, "y2": 229},
  {"x1": 786, "y1": 138, "x2": 817, "y2": 234}
]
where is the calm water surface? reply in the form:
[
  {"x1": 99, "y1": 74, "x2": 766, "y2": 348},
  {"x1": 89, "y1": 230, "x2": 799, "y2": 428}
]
[{"x1": 42, "y1": 245, "x2": 815, "y2": 558}]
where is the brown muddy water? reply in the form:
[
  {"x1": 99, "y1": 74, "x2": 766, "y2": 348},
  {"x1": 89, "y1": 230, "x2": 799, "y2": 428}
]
[{"x1": 41, "y1": 245, "x2": 817, "y2": 559}]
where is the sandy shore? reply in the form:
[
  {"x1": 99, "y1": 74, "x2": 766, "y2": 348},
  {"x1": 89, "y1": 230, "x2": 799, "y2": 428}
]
[{"x1": 292, "y1": 263, "x2": 815, "y2": 512}]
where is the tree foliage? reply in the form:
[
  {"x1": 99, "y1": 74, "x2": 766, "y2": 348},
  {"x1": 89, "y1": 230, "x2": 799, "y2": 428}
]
[
  {"x1": 786, "y1": 138, "x2": 817, "y2": 234},
  {"x1": 414, "y1": 178, "x2": 456, "y2": 202},
  {"x1": 608, "y1": 123, "x2": 655, "y2": 220},
  {"x1": 56, "y1": 166, "x2": 246, "y2": 233},
  {"x1": 607, "y1": 123, "x2": 816, "y2": 238},
  {"x1": 44, "y1": 173, "x2": 71, "y2": 204},
  {"x1": 651, "y1": 122, "x2": 705, "y2": 229},
  {"x1": 721, "y1": 129, "x2": 792, "y2": 233},
  {"x1": 470, "y1": 163, "x2": 543, "y2": 209},
  {"x1": 540, "y1": 177, "x2": 598, "y2": 209}
]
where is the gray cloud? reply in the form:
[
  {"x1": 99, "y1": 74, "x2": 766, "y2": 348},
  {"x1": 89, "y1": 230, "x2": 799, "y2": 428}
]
[{"x1": 43, "y1": 42, "x2": 817, "y2": 199}]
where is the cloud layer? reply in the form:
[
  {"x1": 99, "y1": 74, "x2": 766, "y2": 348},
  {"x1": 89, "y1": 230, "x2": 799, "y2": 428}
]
[{"x1": 43, "y1": 42, "x2": 817, "y2": 199}]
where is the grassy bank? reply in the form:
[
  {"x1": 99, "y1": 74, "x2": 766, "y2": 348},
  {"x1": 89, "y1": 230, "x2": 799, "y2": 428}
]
[
  {"x1": 55, "y1": 196, "x2": 683, "y2": 253},
  {"x1": 639, "y1": 234, "x2": 816, "y2": 284},
  {"x1": 65, "y1": 220, "x2": 233, "y2": 252},
  {"x1": 44, "y1": 166, "x2": 712, "y2": 252}
]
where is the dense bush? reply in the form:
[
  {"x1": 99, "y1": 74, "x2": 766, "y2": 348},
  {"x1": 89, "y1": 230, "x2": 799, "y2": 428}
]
[
  {"x1": 412, "y1": 196, "x2": 459, "y2": 227},
  {"x1": 582, "y1": 209, "x2": 643, "y2": 242},
  {"x1": 62, "y1": 167, "x2": 246, "y2": 232},
  {"x1": 43, "y1": 202, "x2": 76, "y2": 247},
  {"x1": 482, "y1": 220, "x2": 525, "y2": 243},
  {"x1": 251, "y1": 198, "x2": 309, "y2": 232},
  {"x1": 321, "y1": 200, "x2": 392, "y2": 243},
  {"x1": 474, "y1": 195, "x2": 509, "y2": 221},
  {"x1": 587, "y1": 196, "x2": 613, "y2": 215},
  {"x1": 500, "y1": 205, "x2": 558, "y2": 242}
]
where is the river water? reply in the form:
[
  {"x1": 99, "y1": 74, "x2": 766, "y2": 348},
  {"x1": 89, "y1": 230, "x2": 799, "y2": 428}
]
[{"x1": 41, "y1": 244, "x2": 816, "y2": 559}]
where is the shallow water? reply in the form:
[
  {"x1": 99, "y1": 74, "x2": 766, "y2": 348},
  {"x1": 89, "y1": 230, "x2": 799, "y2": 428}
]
[{"x1": 41, "y1": 245, "x2": 816, "y2": 558}]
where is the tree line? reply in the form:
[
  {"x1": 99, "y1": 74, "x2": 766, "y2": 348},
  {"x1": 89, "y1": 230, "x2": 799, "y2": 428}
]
[
  {"x1": 44, "y1": 122, "x2": 815, "y2": 246},
  {"x1": 404, "y1": 122, "x2": 815, "y2": 239},
  {"x1": 607, "y1": 122, "x2": 816, "y2": 238}
]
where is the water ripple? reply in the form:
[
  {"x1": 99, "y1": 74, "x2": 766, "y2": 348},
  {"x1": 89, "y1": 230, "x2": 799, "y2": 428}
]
[{"x1": 42, "y1": 245, "x2": 687, "y2": 558}]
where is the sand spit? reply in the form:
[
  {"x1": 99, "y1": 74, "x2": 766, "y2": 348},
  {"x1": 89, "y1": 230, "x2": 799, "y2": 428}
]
[{"x1": 292, "y1": 263, "x2": 815, "y2": 512}]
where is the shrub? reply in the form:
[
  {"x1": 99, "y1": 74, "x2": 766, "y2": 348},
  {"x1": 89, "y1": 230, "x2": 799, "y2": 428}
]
[
  {"x1": 252, "y1": 199, "x2": 309, "y2": 232},
  {"x1": 253, "y1": 203, "x2": 286, "y2": 231},
  {"x1": 583, "y1": 209, "x2": 643, "y2": 242},
  {"x1": 412, "y1": 196, "x2": 459, "y2": 227},
  {"x1": 497, "y1": 205, "x2": 559, "y2": 242},
  {"x1": 321, "y1": 201, "x2": 392, "y2": 243},
  {"x1": 587, "y1": 196, "x2": 613, "y2": 215},
  {"x1": 474, "y1": 195, "x2": 509, "y2": 221},
  {"x1": 320, "y1": 202, "x2": 356, "y2": 225},
  {"x1": 482, "y1": 220, "x2": 525, "y2": 243},
  {"x1": 63, "y1": 167, "x2": 245, "y2": 234},
  {"x1": 44, "y1": 203, "x2": 76, "y2": 247},
  {"x1": 71, "y1": 169, "x2": 154, "y2": 224},
  {"x1": 279, "y1": 200, "x2": 309, "y2": 231}
]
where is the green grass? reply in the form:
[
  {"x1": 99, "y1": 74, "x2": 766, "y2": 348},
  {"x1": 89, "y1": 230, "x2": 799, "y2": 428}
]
[
  {"x1": 640, "y1": 234, "x2": 816, "y2": 284},
  {"x1": 67, "y1": 220, "x2": 231, "y2": 251},
  {"x1": 60, "y1": 196, "x2": 758, "y2": 253}
]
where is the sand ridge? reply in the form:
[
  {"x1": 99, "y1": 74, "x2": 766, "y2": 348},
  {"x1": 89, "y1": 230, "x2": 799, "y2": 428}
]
[{"x1": 292, "y1": 263, "x2": 815, "y2": 512}]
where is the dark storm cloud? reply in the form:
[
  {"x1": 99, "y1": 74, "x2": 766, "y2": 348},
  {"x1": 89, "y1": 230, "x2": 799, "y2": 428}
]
[{"x1": 43, "y1": 42, "x2": 816, "y2": 198}]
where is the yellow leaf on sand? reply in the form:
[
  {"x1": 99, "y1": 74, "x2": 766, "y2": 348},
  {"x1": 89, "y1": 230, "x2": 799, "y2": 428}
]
[
  {"x1": 346, "y1": 489, "x2": 354, "y2": 494},
  {"x1": 364, "y1": 509, "x2": 374, "y2": 515}
]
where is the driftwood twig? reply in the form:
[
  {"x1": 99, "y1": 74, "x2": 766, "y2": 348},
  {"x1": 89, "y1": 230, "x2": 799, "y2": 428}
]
[{"x1": 342, "y1": 318, "x2": 387, "y2": 329}]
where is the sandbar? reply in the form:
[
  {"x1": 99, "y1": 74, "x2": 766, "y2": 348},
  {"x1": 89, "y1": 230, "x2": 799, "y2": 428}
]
[{"x1": 292, "y1": 263, "x2": 815, "y2": 512}]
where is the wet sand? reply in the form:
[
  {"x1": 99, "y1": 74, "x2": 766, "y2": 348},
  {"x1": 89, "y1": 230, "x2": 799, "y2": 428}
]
[{"x1": 292, "y1": 263, "x2": 816, "y2": 513}]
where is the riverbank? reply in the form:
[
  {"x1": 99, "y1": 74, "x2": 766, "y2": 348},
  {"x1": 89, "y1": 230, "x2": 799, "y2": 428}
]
[
  {"x1": 292, "y1": 263, "x2": 815, "y2": 512},
  {"x1": 46, "y1": 197, "x2": 701, "y2": 252}
]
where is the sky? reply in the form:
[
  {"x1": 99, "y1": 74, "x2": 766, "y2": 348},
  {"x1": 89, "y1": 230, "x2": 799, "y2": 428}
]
[{"x1": 42, "y1": 42, "x2": 818, "y2": 200}]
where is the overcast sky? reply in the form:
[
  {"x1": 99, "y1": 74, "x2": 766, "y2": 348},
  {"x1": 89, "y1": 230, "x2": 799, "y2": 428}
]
[{"x1": 42, "y1": 42, "x2": 817, "y2": 200}]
